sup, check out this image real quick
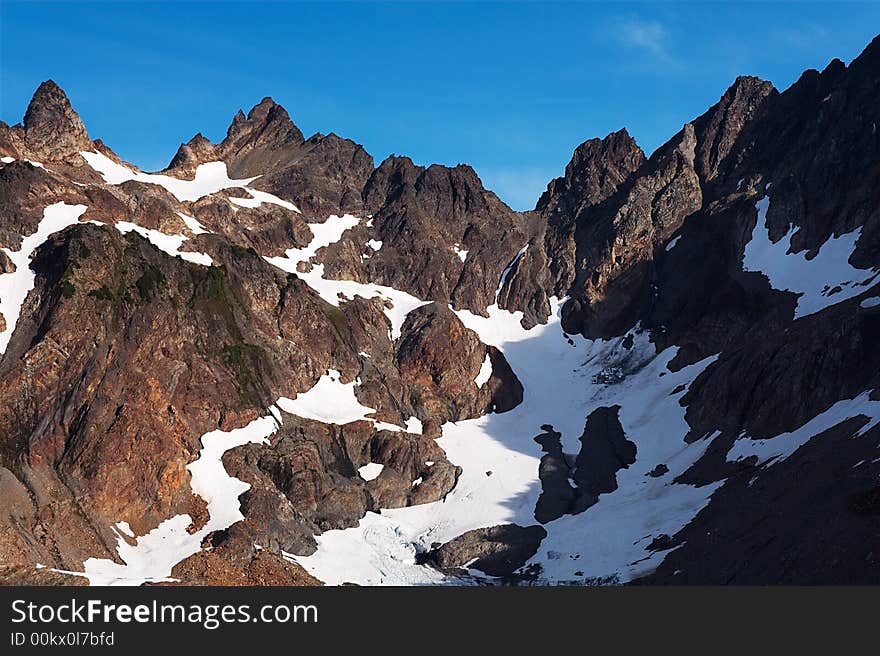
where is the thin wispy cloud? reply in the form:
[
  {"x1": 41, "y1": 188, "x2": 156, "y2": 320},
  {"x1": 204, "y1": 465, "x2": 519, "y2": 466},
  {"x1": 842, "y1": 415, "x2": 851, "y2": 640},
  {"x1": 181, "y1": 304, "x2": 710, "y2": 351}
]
[
  {"x1": 611, "y1": 16, "x2": 677, "y2": 65},
  {"x1": 777, "y1": 24, "x2": 831, "y2": 51}
]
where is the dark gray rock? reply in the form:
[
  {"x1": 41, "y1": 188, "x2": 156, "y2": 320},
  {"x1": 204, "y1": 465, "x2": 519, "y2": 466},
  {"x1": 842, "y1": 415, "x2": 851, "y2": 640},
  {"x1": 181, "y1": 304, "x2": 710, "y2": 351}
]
[
  {"x1": 533, "y1": 426, "x2": 576, "y2": 524},
  {"x1": 572, "y1": 405, "x2": 636, "y2": 513},
  {"x1": 424, "y1": 524, "x2": 548, "y2": 577}
]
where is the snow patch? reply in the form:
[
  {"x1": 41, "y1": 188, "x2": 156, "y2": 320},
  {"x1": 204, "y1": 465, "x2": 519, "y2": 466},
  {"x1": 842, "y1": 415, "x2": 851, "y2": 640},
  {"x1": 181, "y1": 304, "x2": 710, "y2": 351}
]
[
  {"x1": 115, "y1": 222, "x2": 212, "y2": 266},
  {"x1": 474, "y1": 353, "x2": 493, "y2": 388},
  {"x1": 494, "y1": 245, "x2": 528, "y2": 305},
  {"x1": 0, "y1": 202, "x2": 87, "y2": 355},
  {"x1": 80, "y1": 150, "x2": 261, "y2": 203},
  {"x1": 115, "y1": 522, "x2": 135, "y2": 538},
  {"x1": 359, "y1": 463, "x2": 384, "y2": 481},
  {"x1": 188, "y1": 416, "x2": 277, "y2": 530},
  {"x1": 744, "y1": 196, "x2": 877, "y2": 318},
  {"x1": 454, "y1": 244, "x2": 469, "y2": 262},
  {"x1": 665, "y1": 235, "x2": 681, "y2": 252},
  {"x1": 228, "y1": 188, "x2": 300, "y2": 213},
  {"x1": 405, "y1": 417, "x2": 424, "y2": 434},
  {"x1": 373, "y1": 416, "x2": 424, "y2": 435},
  {"x1": 0, "y1": 156, "x2": 44, "y2": 168},
  {"x1": 727, "y1": 391, "x2": 880, "y2": 467},
  {"x1": 860, "y1": 296, "x2": 880, "y2": 309},
  {"x1": 264, "y1": 214, "x2": 359, "y2": 268},
  {"x1": 176, "y1": 212, "x2": 209, "y2": 235},
  {"x1": 277, "y1": 369, "x2": 375, "y2": 424}
]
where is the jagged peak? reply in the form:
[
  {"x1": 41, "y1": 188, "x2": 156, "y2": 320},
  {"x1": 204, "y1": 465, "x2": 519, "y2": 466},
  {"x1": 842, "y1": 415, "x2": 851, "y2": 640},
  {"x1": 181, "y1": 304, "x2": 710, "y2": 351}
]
[
  {"x1": 821, "y1": 58, "x2": 846, "y2": 76},
  {"x1": 21, "y1": 79, "x2": 92, "y2": 159},
  {"x1": 686, "y1": 75, "x2": 776, "y2": 182},
  {"x1": 729, "y1": 74, "x2": 774, "y2": 91},
  {"x1": 243, "y1": 97, "x2": 285, "y2": 126},
  {"x1": 567, "y1": 129, "x2": 643, "y2": 171},
  {"x1": 189, "y1": 132, "x2": 210, "y2": 145},
  {"x1": 378, "y1": 153, "x2": 416, "y2": 168},
  {"x1": 25, "y1": 79, "x2": 68, "y2": 113},
  {"x1": 222, "y1": 96, "x2": 304, "y2": 150},
  {"x1": 536, "y1": 128, "x2": 646, "y2": 213},
  {"x1": 24, "y1": 80, "x2": 82, "y2": 129},
  {"x1": 166, "y1": 132, "x2": 218, "y2": 170},
  {"x1": 253, "y1": 95, "x2": 278, "y2": 109},
  {"x1": 229, "y1": 108, "x2": 247, "y2": 130},
  {"x1": 364, "y1": 154, "x2": 508, "y2": 217},
  {"x1": 373, "y1": 155, "x2": 487, "y2": 191}
]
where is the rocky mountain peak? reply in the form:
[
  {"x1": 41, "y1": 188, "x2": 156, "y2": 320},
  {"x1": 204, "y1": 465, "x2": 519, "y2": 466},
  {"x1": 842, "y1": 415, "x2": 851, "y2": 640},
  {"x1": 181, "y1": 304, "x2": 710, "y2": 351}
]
[
  {"x1": 364, "y1": 155, "x2": 500, "y2": 219},
  {"x1": 363, "y1": 155, "x2": 423, "y2": 210},
  {"x1": 21, "y1": 80, "x2": 92, "y2": 162},
  {"x1": 690, "y1": 75, "x2": 775, "y2": 183},
  {"x1": 537, "y1": 128, "x2": 646, "y2": 217},
  {"x1": 222, "y1": 96, "x2": 304, "y2": 154},
  {"x1": 229, "y1": 109, "x2": 247, "y2": 131},
  {"x1": 163, "y1": 97, "x2": 307, "y2": 176},
  {"x1": 166, "y1": 132, "x2": 219, "y2": 172}
]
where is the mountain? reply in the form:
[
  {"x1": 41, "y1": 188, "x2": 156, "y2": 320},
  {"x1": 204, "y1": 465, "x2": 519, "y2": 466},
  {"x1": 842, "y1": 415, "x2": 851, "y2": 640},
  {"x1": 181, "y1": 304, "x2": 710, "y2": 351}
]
[{"x1": 1, "y1": 34, "x2": 879, "y2": 586}]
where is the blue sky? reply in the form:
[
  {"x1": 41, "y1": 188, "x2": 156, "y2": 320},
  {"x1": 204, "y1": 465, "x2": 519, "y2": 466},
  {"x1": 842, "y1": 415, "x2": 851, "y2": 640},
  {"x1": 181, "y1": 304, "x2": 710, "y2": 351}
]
[{"x1": 2, "y1": 2, "x2": 879, "y2": 210}]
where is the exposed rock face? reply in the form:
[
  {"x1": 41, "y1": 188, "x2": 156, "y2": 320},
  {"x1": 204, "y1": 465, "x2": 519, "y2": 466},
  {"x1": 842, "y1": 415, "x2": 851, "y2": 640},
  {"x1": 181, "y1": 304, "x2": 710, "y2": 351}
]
[
  {"x1": 253, "y1": 133, "x2": 375, "y2": 219},
  {"x1": 167, "y1": 543, "x2": 320, "y2": 586},
  {"x1": 317, "y1": 156, "x2": 540, "y2": 315},
  {"x1": 422, "y1": 524, "x2": 547, "y2": 577},
  {"x1": 559, "y1": 124, "x2": 703, "y2": 337},
  {"x1": 221, "y1": 418, "x2": 461, "y2": 556},
  {"x1": 396, "y1": 303, "x2": 523, "y2": 426},
  {"x1": 538, "y1": 130, "x2": 647, "y2": 224},
  {"x1": 0, "y1": 250, "x2": 12, "y2": 275},
  {"x1": 0, "y1": 223, "x2": 347, "y2": 568},
  {"x1": 627, "y1": 36, "x2": 880, "y2": 581},
  {"x1": 496, "y1": 131, "x2": 646, "y2": 328},
  {"x1": 533, "y1": 426, "x2": 576, "y2": 524},
  {"x1": 570, "y1": 406, "x2": 636, "y2": 512},
  {"x1": 165, "y1": 134, "x2": 220, "y2": 174},
  {"x1": 500, "y1": 74, "x2": 774, "y2": 335},
  {"x1": 0, "y1": 161, "x2": 81, "y2": 250},
  {"x1": 528, "y1": 130, "x2": 646, "y2": 317},
  {"x1": 691, "y1": 76, "x2": 776, "y2": 184},
  {"x1": 219, "y1": 98, "x2": 306, "y2": 167},
  {"x1": 680, "y1": 300, "x2": 880, "y2": 444},
  {"x1": 640, "y1": 417, "x2": 880, "y2": 585},
  {"x1": 533, "y1": 407, "x2": 637, "y2": 523}
]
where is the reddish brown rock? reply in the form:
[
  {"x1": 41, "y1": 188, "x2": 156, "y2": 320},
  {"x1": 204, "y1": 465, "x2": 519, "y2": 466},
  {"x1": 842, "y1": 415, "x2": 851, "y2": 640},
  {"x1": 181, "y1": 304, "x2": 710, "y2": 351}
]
[
  {"x1": 166, "y1": 542, "x2": 320, "y2": 586},
  {"x1": 396, "y1": 303, "x2": 522, "y2": 423}
]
